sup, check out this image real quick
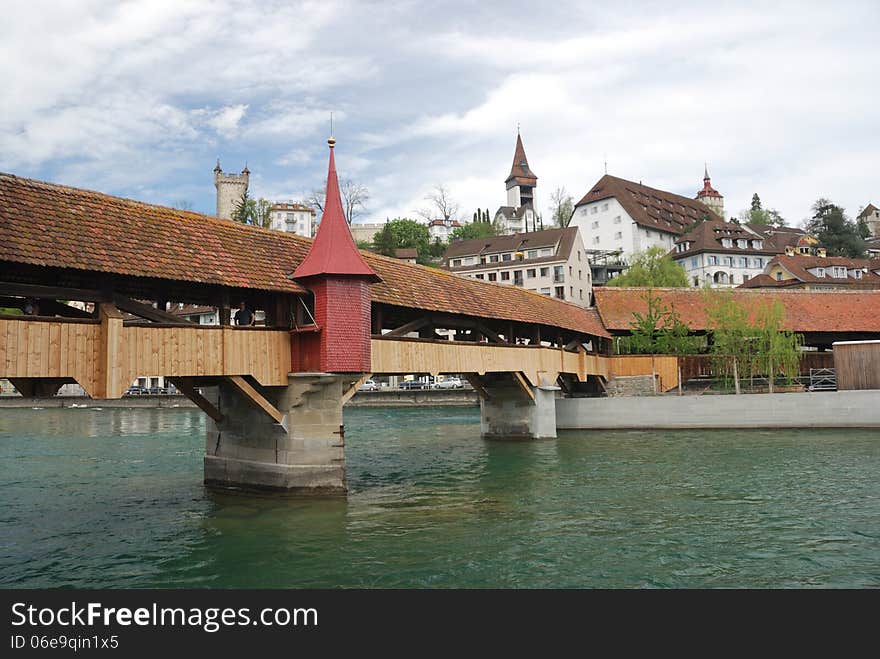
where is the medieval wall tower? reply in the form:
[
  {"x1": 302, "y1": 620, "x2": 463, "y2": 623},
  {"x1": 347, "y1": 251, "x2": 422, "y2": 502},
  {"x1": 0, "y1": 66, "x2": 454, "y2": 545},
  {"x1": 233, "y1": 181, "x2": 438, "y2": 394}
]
[
  {"x1": 213, "y1": 160, "x2": 250, "y2": 219},
  {"x1": 695, "y1": 165, "x2": 724, "y2": 218}
]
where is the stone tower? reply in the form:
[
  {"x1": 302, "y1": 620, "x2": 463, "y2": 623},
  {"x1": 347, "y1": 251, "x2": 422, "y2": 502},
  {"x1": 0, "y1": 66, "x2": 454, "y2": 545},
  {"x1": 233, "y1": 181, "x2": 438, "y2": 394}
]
[
  {"x1": 505, "y1": 131, "x2": 538, "y2": 210},
  {"x1": 695, "y1": 164, "x2": 724, "y2": 218},
  {"x1": 213, "y1": 160, "x2": 250, "y2": 219}
]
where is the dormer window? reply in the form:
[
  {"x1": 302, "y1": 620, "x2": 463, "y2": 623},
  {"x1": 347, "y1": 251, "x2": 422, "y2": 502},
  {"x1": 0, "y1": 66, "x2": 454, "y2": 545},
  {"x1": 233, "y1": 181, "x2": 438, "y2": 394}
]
[
  {"x1": 737, "y1": 239, "x2": 748, "y2": 249},
  {"x1": 854, "y1": 269, "x2": 863, "y2": 279},
  {"x1": 752, "y1": 240, "x2": 763, "y2": 249},
  {"x1": 815, "y1": 267, "x2": 825, "y2": 278},
  {"x1": 721, "y1": 238, "x2": 732, "y2": 248},
  {"x1": 832, "y1": 266, "x2": 847, "y2": 278}
]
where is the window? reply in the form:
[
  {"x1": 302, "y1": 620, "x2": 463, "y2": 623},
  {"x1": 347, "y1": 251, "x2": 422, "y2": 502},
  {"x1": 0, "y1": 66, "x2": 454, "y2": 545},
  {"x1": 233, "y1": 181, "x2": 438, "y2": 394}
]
[
  {"x1": 723, "y1": 257, "x2": 732, "y2": 266},
  {"x1": 286, "y1": 212, "x2": 294, "y2": 220},
  {"x1": 475, "y1": 274, "x2": 484, "y2": 280},
  {"x1": 579, "y1": 289, "x2": 583, "y2": 300},
  {"x1": 569, "y1": 266, "x2": 573, "y2": 276},
  {"x1": 738, "y1": 257, "x2": 748, "y2": 268},
  {"x1": 570, "y1": 286, "x2": 574, "y2": 297},
  {"x1": 646, "y1": 230, "x2": 653, "y2": 238},
  {"x1": 577, "y1": 250, "x2": 581, "y2": 261},
  {"x1": 752, "y1": 240, "x2": 763, "y2": 249},
  {"x1": 526, "y1": 268, "x2": 536, "y2": 278},
  {"x1": 591, "y1": 221, "x2": 599, "y2": 229},
  {"x1": 815, "y1": 267, "x2": 825, "y2": 278},
  {"x1": 501, "y1": 271, "x2": 510, "y2": 281},
  {"x1": 578, "y1": 270, "x2": 582, "y2": 280},
  {"x1": 693, "y1": 276, "x2": 700, "y2": 286},
  {"x1": 707, "y1": 255, "x2": 717, "y2": 265},
  {"x1": 691, "y1": 257, "x2": 698, "y2": 269},
  {"x1": 614, "y1": 231, "x2": 622, "y2": 239},
  {"x1": 753, "y1": 258, "x2": 763, "y2": 268},
  {"x1": 541, "y1": 248, "x2": 553, "y2": 256},
  {"x1": 854, "y1": 269, "x2": 863, "y2": 279},
  {"x1": 613, "y1": 216, "x2": 621, "y2": 224},
  {"x1": 480, "y1": 257, "x2": 487, "y2": 264},
  {"x1": 540, "y1": 287, "x2": 551, "y2": 295},
  {"x1": 514, "y1": 270, "x2": 523, "y2": 286},
  {"x1": 591, "y1": 206, "x2": 598, "y2": 214},
  {"x1": 502, "y1": 253, "x2": 512, "y2": 262},
  {"x1": 527, "y1": 250, "x2": 538, "y2": 259},
  {"x1": 540, "y1": 267, "x2": 550, "y2": 277},
  {"x1": 721, "y1": 238, "x2": 732, "y2": 248},
  {"x1": 776, "y1": 272, "x2": 783, "y2": 281},
  {"x1": 737, "y1": 239, "x2": 748, "y2": 249},
  {"x1": 592, "y1": 236, "x2": 600, "y2": 245},
  {"x1": 554, "y1": 286, "x2": 565, "y2": 299},
  {"x1": 832, "y1": 266, "x2": 847, "y2": 278},
  {"x1": 452, "y1": 259, "x2": 461, "y2": 267},
  {"x1": 489, "y1": 254, "x2": 499, "y2": 263},
  {"x1": 553, "y1": 265, "x2": 564, "y2": 283}
]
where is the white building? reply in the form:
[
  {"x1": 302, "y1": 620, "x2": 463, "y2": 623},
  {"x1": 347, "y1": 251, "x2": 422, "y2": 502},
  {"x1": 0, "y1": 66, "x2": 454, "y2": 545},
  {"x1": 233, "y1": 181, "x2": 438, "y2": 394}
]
[
  {"x1": 570, "y1": 173, "x2": 724, "y2": 262},
  {"x1": 269, "y1": 202, "x2": 316, "y2": 237},
  {"x1": 442, "y1": 227, "x2": 592, "y2": 306},
  {"x1": 672, "y1": 220, "x2": 775, "y2": 287},
  {"x1": 427, "y1": 218, "x2": 462, "y2": 243},
  {"x1": 858, "y1": 203, "x2": 880, "y2": 237}
]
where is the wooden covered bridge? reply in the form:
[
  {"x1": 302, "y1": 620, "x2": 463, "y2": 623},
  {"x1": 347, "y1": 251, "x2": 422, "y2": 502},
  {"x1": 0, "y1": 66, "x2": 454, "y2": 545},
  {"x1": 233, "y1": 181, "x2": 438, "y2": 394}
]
[{"x1": 0, "y1": 140, "x2": 626, "y2": 494}]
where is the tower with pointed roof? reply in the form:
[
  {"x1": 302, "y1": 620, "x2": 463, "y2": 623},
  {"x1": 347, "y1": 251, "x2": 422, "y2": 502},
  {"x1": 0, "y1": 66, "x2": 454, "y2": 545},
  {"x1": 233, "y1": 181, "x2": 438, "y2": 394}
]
[
  {"x1": 292, "y1": 136, "x2": 381, "y2": 373},
  {"x1": 695, "y1": 164, "x2": 724, "y2": 219},
  {"x1": 493, "y1": 131, "x2": 540, "y2": 234},
  {"x1": 214, "y1": 160, "x2": 250, "y2": 220}
]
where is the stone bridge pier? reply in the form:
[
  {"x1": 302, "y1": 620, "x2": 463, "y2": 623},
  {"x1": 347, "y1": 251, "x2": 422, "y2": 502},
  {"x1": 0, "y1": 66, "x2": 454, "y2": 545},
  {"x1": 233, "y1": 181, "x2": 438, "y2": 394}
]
[
  {"x1": 203, "y1": 374, "x2": 357, "y2": 494},
  {"x1": 471, "y1": 373, "x2": 560, "y2": 440}
]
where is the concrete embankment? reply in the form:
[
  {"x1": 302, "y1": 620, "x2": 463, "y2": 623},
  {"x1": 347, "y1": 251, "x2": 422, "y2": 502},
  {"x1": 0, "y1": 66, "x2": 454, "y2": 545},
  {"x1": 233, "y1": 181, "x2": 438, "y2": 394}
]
[
  {"x1": 0, "y1": 389, "x2": 480, "y2": 409},
  {"x1": 556, "y1": 390, "x2": 880, "y2": 429}
]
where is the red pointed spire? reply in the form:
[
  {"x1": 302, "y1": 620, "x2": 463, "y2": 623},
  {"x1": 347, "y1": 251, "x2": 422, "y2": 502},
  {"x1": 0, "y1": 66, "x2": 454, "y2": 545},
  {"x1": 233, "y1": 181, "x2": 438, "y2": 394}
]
[
  {"x1": 505, "y1": 131, "x2": 537, "y2": 185},
  {"x1": 293, "y1": 138, "x2": 380, "y2": 282}
]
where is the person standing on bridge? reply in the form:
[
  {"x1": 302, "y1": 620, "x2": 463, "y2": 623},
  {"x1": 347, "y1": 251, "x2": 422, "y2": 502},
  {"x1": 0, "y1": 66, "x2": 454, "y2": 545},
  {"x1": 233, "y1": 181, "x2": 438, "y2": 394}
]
[{"x1": 234, "y1": 301, "x2": 255, "y2": 326}]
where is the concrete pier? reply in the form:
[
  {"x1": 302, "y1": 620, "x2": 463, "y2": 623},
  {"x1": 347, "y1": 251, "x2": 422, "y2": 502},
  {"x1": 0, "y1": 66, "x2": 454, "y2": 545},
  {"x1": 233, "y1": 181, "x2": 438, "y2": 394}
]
[
  {"x1": 478, "y1": 373, "x2": 559, "y2": 440},
  {"x1": 203, "y1": 374, "x2": 349, "y2": 494}
]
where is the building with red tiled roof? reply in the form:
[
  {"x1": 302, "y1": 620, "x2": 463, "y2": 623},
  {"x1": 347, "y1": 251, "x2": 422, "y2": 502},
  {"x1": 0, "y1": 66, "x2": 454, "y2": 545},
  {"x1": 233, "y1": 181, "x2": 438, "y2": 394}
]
[
  {"x1": 694, "y1": 165, "x2": 724, "y2": 218},
  {"x1": 738, "y1": 253, "x2": 880, "y2": 290},
  {"x1": 442, "y1": 227, "x2": 592, "y2": 306},
  {"x1": 494, "y1": 131, "x2": 540, "y2": 235},
  {"x1": 594, "y1": 287, "x2": 880, "y2": 348},
  {"x1": 426, "y1": 218, "x2": 462, "y2": 243},
  {"x1": 0, "y1": 172, "x2": 609, "y2": 343},
  {"x1": 570, "y1": 174, "x2": 723, "y2": 261},
  {"x1": 671, "y1": 220, "x2": 818, "y2": 288}
]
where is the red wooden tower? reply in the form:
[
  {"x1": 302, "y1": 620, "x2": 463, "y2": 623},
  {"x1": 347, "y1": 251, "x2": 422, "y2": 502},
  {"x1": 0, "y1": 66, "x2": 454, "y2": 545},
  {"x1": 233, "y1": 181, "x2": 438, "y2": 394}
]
[{"x1": 292, "y1": 137, "x2": 381, "y2": 373}]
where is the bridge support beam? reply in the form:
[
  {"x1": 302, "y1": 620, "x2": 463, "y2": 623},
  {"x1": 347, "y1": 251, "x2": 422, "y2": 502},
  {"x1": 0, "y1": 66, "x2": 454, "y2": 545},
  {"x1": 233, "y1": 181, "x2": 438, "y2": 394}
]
[
  {"x1": 474, "y1": 373, "x2": 560, "y2": 440},
  {"x1": 203, "y1": 373, "x2": 353, "y2": 495}
]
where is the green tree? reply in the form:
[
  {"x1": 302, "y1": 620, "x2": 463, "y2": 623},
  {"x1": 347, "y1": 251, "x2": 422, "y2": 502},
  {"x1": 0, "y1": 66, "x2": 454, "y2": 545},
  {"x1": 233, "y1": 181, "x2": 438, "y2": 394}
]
[
  {"x1": 804, "y1": 199, "x2": 865, "y2": 257},
  {"x1": 373, "y1": 218, "x2": 430, "y2": 262},
  {"x1": 706, "y1": 291, "x2": 803, "y2": 392},
  {"x1": 231, "y1": 192, "x2": 272, "y2": 228},
  {"x1": 606, "y1": 246, "x2": 688, "y2": 287},
  {"x1": 616, "y1": 290, "x2": 701, "y2": 355},
  {"x1": 751, "y1": 193, "x2": 762, "y2": 212},
  {"x1": 739, "y1": 193, "x2": 786, "y2": 227},
  {"x1": 451, "y1": 220, "x2": 501, "y2": 241}
]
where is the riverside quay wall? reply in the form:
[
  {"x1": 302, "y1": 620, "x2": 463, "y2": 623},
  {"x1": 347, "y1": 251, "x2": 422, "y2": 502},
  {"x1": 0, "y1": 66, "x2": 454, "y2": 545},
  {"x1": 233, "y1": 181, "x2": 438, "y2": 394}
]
[{"x1": 556, "y1": 390, "x2": 880, "y2": 430}]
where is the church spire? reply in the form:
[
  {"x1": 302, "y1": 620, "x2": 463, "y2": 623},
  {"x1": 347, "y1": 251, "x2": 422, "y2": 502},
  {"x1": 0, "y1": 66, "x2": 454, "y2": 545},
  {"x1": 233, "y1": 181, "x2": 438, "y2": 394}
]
[
  {"x1": 293, "y1": 138, "x2": 380, "y2": 282},
  {"x1": 506, "y1": 131, "x2": 537, "y2": 185}
]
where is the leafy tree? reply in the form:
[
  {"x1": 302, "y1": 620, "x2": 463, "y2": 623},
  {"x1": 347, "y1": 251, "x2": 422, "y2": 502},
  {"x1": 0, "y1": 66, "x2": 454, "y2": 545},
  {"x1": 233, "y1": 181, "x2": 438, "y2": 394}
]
[
  {"x1": 373, "y1": 218, "x2": 430, "y2": 262},
  {"x1": 739, "y1": 193, "x2": 786, "y2": 227},
  {"x1": 451, "y1": 220, "x2": 501, "y2": 241},
  {"x1": 751, "y1": 193, "x2": 762, "y2": 212},
  {"x1": 705, "y1": 291, "x2": 803, "y2": 392},
  {"x1": 231, "y1": 192, "x2": 272, "y2": 228},
  {"x1": 427, "y1": 238, "x2": 446, "y2": 258},
  {"x1": 606, "y1": 246, "x2": 688, "y2": 287},
  {"x1": 355, "y1": 239, "x2": 373, "y2": 250},
  {"x1": 804, "y1": 199, "x2": 865, "y2": 257},
  {"x1": 616, "y1": 290, "x2": 701, "y2": 355}
]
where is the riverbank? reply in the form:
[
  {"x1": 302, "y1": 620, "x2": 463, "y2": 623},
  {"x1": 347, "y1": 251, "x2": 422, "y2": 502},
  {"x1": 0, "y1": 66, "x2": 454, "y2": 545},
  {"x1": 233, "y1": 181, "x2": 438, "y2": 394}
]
[{"x1": 557, "y1": 389, "x2": 880, "y2": 429}]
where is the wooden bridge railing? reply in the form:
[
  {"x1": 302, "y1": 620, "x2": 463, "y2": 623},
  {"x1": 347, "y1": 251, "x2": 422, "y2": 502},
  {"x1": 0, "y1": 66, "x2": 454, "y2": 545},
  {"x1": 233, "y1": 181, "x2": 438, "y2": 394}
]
[{"x1": 0, "y1": 312, "x2": 291, "y2": 398}]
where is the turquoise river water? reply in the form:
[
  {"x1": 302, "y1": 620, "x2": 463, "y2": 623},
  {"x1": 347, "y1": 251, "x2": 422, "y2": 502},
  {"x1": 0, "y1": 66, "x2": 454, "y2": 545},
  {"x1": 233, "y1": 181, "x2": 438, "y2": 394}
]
[{"x1": 1, "y1": 406, "x2": 878, "y2": 588}]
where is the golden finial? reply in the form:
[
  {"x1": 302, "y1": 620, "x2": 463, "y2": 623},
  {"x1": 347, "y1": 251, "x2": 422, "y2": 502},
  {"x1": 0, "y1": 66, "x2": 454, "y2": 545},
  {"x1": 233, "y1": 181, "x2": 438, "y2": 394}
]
[{"x1": 328, "y1": 112, "x2": 336, "y2": 148}]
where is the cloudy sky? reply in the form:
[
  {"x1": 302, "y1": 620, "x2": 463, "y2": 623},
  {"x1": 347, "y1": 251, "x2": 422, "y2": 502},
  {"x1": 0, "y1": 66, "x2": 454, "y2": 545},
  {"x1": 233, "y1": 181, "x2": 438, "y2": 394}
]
[{"x1": 2, "y1": 0, "x2": 878, "y2": 226}]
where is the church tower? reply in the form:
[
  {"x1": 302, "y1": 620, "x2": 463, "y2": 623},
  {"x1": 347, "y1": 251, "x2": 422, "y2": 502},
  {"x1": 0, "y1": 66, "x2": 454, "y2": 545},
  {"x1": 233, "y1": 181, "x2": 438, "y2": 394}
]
[
  {"x1": 695, "y1": 164, "x2": 724, "y2": 218},
  {"x1": 506, "y1": 131, "x2": 538, "y2": 210},
  {"x1": 214, "y1": 160, "x2": 250, "y2": 219}
]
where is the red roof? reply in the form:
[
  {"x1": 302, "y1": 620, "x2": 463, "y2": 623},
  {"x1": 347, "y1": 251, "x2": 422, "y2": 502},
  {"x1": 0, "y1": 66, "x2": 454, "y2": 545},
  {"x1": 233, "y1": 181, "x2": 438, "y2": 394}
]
[
  {"x1": 0, "y1": 172, "x2": 609, "y2": 339},
  {"x1": 292, "y1": 141, "x2": 380, "y2": 282},
  {"x1": 506, "y1": 132, "x2": 537, "y2": 186},
  {"x1": 594, "y1": 287, "x2": 880, "y2": 333}
]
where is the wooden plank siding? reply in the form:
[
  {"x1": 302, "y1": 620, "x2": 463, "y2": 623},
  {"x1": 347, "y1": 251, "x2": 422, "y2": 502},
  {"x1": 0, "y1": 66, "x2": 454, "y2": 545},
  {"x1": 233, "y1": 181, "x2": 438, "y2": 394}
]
[
  {"x1": 833, "y1": 341, "x2": 880, "y2": 391},
  {"x1": 370, "y1": 337, "x2": 612, "y2": 386},
  {"x1": 607, "y1": 355, "x2": 680, "y2": 392},
  {"x1": 0, "y1": 317, "x2": 290, "y2": 398}
]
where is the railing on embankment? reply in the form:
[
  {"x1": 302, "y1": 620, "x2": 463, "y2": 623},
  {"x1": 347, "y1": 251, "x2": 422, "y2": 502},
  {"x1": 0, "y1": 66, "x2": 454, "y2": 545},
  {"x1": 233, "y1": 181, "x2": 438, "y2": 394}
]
[{"x1": 0, "y1": 315, "x2": 290, "y2": 398}]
